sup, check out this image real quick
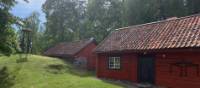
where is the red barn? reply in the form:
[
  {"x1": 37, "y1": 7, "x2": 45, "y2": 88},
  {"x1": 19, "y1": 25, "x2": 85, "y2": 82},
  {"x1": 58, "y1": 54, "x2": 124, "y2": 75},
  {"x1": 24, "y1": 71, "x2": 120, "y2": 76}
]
[
  {"x1": 44, "y1": 38, "x2": 97, "y2": 70},
  {"x1": 95, "y1": 14, "x2": 200, "y2": 88}
]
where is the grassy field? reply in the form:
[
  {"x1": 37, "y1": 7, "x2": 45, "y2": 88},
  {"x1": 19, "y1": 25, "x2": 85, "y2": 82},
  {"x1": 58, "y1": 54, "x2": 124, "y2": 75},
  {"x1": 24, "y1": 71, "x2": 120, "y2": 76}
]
[{"x1": 0, "y1": 55, "x2": 127, "y2": 88}]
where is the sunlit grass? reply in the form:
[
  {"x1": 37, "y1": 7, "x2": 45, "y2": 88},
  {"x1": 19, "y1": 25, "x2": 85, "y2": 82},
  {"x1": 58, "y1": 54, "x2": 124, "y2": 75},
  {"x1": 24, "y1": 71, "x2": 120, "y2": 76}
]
[{"x1": 0, "y1": 55, "x2": 125, "y2": 88}]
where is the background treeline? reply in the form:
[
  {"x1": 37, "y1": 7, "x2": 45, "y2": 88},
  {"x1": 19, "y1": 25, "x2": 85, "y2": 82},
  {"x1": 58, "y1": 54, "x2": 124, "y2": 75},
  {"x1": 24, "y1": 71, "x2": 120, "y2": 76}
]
[
  {"x1": 1, "y1": 0, "x2": 200, "y2": 55},
  {"x1": 41, "y1": 0, "x2": 200, "y2": 49}
]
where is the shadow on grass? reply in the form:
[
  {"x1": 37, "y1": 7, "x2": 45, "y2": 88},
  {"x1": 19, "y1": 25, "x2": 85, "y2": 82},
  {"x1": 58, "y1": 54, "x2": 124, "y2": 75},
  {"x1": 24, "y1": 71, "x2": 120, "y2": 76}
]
[{"x1": 45, "y1": 63, "x2": 94, "y2": 77}]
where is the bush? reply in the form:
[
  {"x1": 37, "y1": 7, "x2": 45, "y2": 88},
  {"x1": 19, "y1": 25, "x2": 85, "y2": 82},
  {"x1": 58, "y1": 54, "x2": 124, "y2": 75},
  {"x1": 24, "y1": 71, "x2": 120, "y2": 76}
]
[
  {"x1": 0, "y1": 28, "x2": 19, "y2": 56},
  {"x1": 0, "y1": 66, "x2": 15, "y2": 88}
]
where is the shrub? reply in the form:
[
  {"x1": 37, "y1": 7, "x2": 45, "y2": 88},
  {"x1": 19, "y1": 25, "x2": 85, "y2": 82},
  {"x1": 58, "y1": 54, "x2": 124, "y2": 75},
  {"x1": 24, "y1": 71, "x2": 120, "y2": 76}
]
[{"x1": 0, "y1": 66, "x2": 15, "y2": 88}]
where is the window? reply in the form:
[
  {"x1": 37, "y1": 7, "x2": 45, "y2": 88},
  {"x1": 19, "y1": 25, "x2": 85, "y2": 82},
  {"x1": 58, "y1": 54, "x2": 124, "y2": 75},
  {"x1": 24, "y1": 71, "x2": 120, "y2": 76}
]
[{"x1": 108, "y1": 57, "x2": 121, "y2": 69}]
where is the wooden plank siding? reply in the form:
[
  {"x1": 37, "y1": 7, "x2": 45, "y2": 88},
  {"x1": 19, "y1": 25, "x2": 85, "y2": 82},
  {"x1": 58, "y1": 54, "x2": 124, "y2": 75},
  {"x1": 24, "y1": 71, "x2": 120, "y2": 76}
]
[
  {"x1": 97, "y1": 53, "x2": 138, "y2": 82},
  {"x1": 156, "y1": 52, "x2": 200, "y2": 88}
]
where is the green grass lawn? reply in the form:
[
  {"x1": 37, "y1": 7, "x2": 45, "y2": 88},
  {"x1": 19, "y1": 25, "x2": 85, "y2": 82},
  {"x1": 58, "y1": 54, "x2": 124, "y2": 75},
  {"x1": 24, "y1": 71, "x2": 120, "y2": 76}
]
[{"x1": 0, "y1": 55, "x2": 126, "y2": 88}]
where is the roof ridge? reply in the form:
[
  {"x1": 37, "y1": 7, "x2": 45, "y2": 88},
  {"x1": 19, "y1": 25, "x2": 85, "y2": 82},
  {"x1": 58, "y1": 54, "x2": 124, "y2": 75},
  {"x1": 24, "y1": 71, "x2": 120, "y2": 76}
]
[
  {"x1": 44, "y1": 38, "x2": 96, "y2": 56},
  {"x1": 60, "y1": 38, "x2": 94, "y2": 44},
  {"x1": 95, "y1": 13, "x2": 200, "y2": 53},
  {"x1": 116, "y1": 13, "x2": 200, "y2": 31}
]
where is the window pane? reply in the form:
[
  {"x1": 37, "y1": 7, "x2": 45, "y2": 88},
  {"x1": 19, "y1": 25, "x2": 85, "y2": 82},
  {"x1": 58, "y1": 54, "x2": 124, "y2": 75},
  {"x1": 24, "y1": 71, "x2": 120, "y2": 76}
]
[{"x1": 108, "y1": 56, "x2": 120, "y2": 69}]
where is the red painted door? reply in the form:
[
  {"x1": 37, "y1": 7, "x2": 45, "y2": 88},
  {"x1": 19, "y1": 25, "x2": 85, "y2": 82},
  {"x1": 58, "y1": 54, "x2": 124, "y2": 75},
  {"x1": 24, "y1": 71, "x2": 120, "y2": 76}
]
[{"x1": 138, "y1": 55, "x2": 155, "y2": 84}]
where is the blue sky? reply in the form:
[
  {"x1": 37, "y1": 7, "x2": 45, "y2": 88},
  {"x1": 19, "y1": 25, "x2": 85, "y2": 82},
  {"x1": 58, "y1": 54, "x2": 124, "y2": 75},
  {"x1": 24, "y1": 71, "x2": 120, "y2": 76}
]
[{"x1": 11, "y1": 0, "x2": 46, "y2": 23}]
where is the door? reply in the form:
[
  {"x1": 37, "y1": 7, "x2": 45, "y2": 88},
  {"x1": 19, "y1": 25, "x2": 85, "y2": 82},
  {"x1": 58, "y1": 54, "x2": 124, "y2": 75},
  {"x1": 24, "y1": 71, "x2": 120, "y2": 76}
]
[{"x1": 138, "y1": 55, "x2": 155, "y2": 84}]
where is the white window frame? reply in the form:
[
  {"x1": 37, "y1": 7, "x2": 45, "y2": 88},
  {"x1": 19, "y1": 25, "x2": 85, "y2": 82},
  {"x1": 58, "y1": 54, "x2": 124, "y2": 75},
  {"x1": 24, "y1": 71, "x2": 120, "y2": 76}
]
[{"x1": 108, "y1": 57, "x2": 121, "y2": 70}]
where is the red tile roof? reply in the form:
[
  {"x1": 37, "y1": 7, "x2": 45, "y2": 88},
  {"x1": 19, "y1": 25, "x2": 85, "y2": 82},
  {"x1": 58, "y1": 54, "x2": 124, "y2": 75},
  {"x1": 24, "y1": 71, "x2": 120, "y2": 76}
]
[
  {"x1": 95, "y1": 14, "x2": 200, "y2": 53},
  {"x1": 44, "y1": 38, "x2": 96, "y2": 57}
]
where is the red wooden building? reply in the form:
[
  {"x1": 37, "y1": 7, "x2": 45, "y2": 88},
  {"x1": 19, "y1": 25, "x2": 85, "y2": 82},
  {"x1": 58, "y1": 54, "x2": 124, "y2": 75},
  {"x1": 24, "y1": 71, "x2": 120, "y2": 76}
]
[
  {"x1": 95, "y1": 14, "x2": 200, "y2": 88},
  {"x1": 44, "y1": 38, "x2": 97, "y2": 70}
]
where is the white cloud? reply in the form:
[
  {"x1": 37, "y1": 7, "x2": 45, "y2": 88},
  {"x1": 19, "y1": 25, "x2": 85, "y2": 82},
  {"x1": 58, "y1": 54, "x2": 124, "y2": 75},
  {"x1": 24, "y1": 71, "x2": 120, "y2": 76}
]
[
  {"x1": 12, "y1": 0, "x2": 47, "y2": 22},
  {"x1": 17, "y1": 0, "x2": 46, "y2": 4},
  {"x1": 16, "y1": 0, "x2": 46, "y2": 9}
]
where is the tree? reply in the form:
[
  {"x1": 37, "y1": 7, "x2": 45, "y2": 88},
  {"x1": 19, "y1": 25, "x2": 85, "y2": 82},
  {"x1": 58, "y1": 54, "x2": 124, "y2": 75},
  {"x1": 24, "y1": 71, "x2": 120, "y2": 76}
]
[
  {"x1": 125, "y1": 0, "x2": 163, "y2": 25},
  {"x1": 159, "y1": 0, "x2": 187, "y2": 19},
  {"x1": 0, "y1": 0, "x2": 18, "y2": 56},
  {"x1": 41, "y1": 0, "x2": 200, "y2": 46},
  {"x1": 186, "y1": 0, "x2": 200, "y2": 14},
  {"x1": 23, "y1": 12, "x2": 41, "y2": 54},
  {"x1": 81, "y1": 0, "x2": 125, "y2": 42},
  {"x1": 42, "y1": 0, "x2": 86, "y2": 46}
]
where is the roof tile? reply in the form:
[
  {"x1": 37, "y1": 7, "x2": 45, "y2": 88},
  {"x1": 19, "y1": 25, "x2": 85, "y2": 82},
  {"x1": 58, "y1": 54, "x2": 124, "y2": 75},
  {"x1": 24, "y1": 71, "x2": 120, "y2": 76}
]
[
  {"x1": 44, "y1": 38, "x2": 95, "y2": 56},
  {"x1": 96, "y1": 14, "x2": 200, "y2": 53}
]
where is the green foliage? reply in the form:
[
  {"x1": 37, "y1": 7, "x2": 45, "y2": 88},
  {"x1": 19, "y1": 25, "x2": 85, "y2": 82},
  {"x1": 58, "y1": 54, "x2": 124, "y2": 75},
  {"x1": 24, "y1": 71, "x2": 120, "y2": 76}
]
[
  {"x1": 0, "y1": 66, "x2": 15, "y2": 88},
  {"x1": 43, "y1": 0, "x2": 82, "y2": 44},
  {"x1": 126, "y1": 0, "x2": 159, "y2": 24},
  {"x1": 0, "y1": 28, "x2": 18, "y2": 56},
  {"x1": 84, "y1": 0, "x2": 124, "y2": 42},
  {"x1": 0, "y1": 0, "x2": 16, "y2": 30},
  {"x1": 40, "y1": 0, "x2": 200, "y2": 52},
  {"x1": 1, "y1": 0, "x2": 200, "y2": 55},
  {"x1": 0, "y1": 0, "x2": 20, "y2": 56},
  {"x1": 23, "y1": 12, "x2": 43, "y2": 54},
  {"x1": 186, "y1": 0, "x2": 200, "y2": 14},
  {"x1": 126, "y1": 0, "x2": 200, "y2": 25},
  {"x1": 159, "y1": 0, "x2": 187, "y2": 19},
  {"x1": 42, "y1": 0, "x2": 125, "y2": 43}
]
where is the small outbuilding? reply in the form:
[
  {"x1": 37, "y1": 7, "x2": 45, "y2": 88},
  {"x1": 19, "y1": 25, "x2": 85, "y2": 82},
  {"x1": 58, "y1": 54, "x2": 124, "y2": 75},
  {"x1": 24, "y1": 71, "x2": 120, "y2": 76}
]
[
  {"x1": 44, "y1": 38, "x2": 97, "y2": 70},
  {"x1": 95, "y1": 14, "x2": 200, "y2": 88}
]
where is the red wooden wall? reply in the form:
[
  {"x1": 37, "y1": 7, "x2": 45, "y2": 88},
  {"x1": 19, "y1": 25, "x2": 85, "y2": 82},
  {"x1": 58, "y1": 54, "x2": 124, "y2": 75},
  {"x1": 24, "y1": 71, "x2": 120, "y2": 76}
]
[
  {"x1": 76, "y1": 42, "x2": 97, "y2": 70},
  {"x1": 156, "y1": 52, "x2": 200, "y2": 88},
  {"x1": 97, "y1": 51, "x2": 200, "y2": 88},
  {"x1": 96, "y1": 53, "x2": 138, "y2": 82}
]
